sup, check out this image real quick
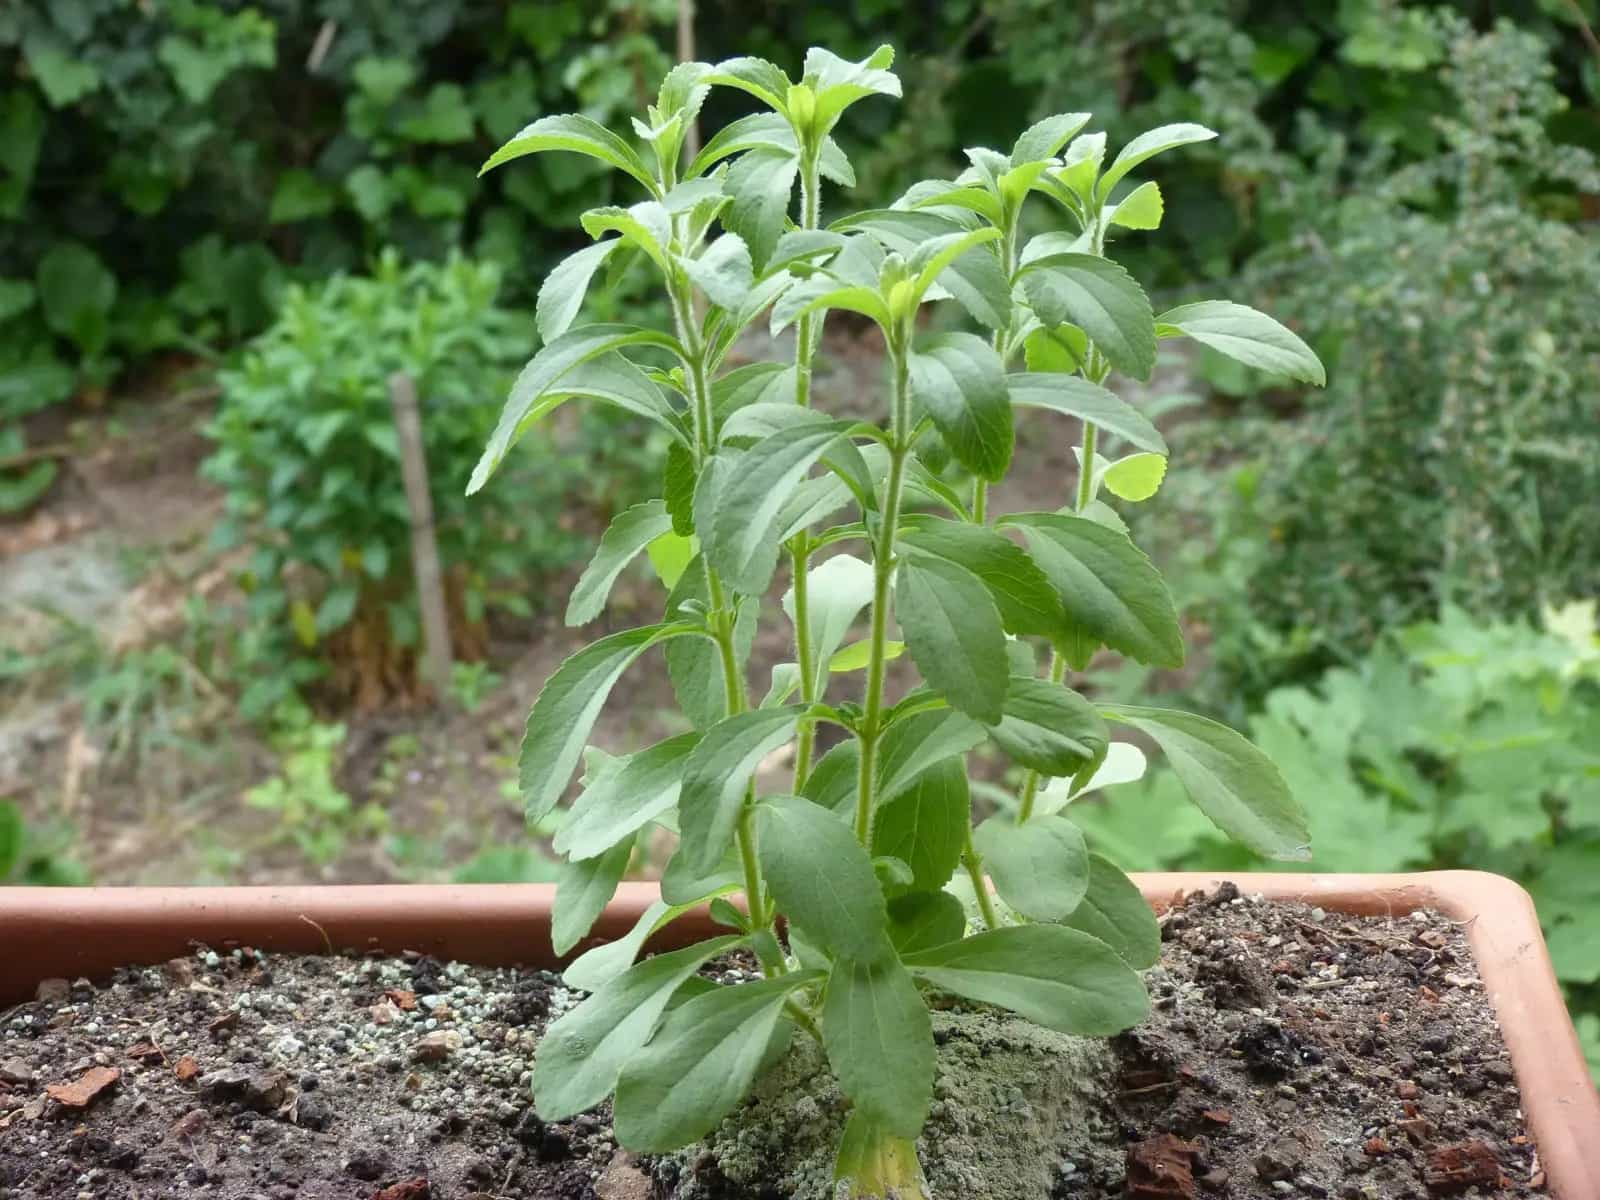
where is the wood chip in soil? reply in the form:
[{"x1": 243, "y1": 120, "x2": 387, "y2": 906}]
[{"x1": 0, "y1": 885, "x2": 1543, "y2": 1198}]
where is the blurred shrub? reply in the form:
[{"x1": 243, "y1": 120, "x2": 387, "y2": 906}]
[
  {"x1": 1218, "y1": 16, "x2": 1600, "y2": 691},
  {"x1": 0, "y1": 799, "x2": 88, "y2": 885},
  {"x1": 203, "y1": 252, "x2": 649, "y2": 713},
  {"x1": 1071, "y1": 601, "x2": 1600, "y2": 1070}
]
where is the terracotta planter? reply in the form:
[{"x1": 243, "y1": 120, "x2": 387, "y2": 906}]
[{"x1": 1, "y1": 870, "x2": 1594, "y2": 1196}]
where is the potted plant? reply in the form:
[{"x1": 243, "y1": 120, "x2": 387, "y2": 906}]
[{"x1": 2, "y1": 43, "x2": 1595, "y2": 1200}]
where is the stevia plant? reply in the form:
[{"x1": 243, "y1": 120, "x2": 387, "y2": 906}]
[{"x1": 467, "y1": 45, "x2": 1326, "y2": 1197}]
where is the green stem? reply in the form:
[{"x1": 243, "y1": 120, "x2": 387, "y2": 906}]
[
  {"x1": 972, "y1": 478, "x2": 988, "y2": 524},
  {"x1": 1076, "y1": 422, "x2": 1098, "y2": 513},
  {"x1": 789, "y1": 537, "x2": 818, "y2": 790},
  {"x1": 670, "y1": 272, "x2": 779, "y2": 975},
  {"x1": 794, "y1": 154, "x2": 823, "y2": 407},
  {"x1": 854, "y1": 343, "x2": 913, "y2": 845},
  {"x1": 962, "y1": 828, "x2": 1001, "y2": 931}
]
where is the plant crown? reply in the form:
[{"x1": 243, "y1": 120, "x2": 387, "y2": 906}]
[{"x1": 469, "y1": 44, "x2": 1325, "y2": 1194}]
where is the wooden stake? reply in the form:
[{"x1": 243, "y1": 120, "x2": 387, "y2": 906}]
[
  {"x1": 388, "y1": 372, "x2": 453, "y2": 698},
  {"x1": 678, "y1": 0, "x2": 699, "y2": 159}
]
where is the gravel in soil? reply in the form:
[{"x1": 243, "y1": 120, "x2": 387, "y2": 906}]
[{"x1": 0, "y1": 885, "x2": 1541, "y2": 1199}]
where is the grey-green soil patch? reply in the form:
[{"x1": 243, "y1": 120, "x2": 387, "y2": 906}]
[{"x1": 673, "y1": 1010, "x2": 1120, "y2": 1200}]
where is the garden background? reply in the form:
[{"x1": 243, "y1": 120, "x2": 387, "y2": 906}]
[{"x1": 1, "y1": 0, "x2": 1597, "y2": 1075}]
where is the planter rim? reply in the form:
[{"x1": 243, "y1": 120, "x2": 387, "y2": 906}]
[{"x1": 0, "y1": 869, "x2": 1593, "y2": 1198}]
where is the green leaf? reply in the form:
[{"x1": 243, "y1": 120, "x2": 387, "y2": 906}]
[
  {"x1": 534, "y1": 935, "x2": 742, "y2": 1120},
  {"x1": 469, "y1": 326, "x2": 683, "y2": 494},
  {"x1": 905, "y1": 924, "x2": 1149, "y2": 1035},
  {"x1": 886, "y1": 890, "x2": 968, "y2": 955},
  {"x1": 481, "y1": 113, "x2": 658, "y2": 195},
  {"x1": 663, "y1": 441, "x2": 697, "y2": 535},
  {"x1": 907, "y1": 333, "x2": 1013, "y2": 482},
  {"x1": 0, "y1": 801, "x2": 21, "y2": 879},
  {"x1": 22, "y1": 34, "x2": 102, "y2": 107},
  {"x1": 772, "y1": 282, "x2": 893, "y2": 341},
  {"x1": 872, "y1": 758, "x2": 970, "y2": 894},
  {"x1": 551, "y1": 836, "x2": 633, "y2": 955},
  {"x1": 1051, "y1": 131, "x2": 1107, "y2": 202},
  {"x1": 784, "y1": 552, "x2": 874, "y2": 696},
  {"x1": 704, "y1": 56, "x2": 794, "y2": 112},
  {"x1": 1022, "y1": 324, "x2": 1088, "y2": 374},
  {"x1": 613, "y1": 972, "x2": 818, "y2": 1152},
  {"x1": 679, "y1": 708, "x2": 802, "y2": 873},
  {"x1": 1004, "y1": 512, "x2": 1184, "y2": 669},
  {"x1": 1108, "y1": 181, "x2": 1163, "y2": 230},
  {"x1": 1156, "y1": 301, "x2": 1325, "y2": 386},
  {"x1": 567, "y1": 501, "x2": 673, "y2": 626},
  {"x1": 1007, "y1": 373, "x2": 1166, "y2": 454},
  {"x1": 907, "y1": 228, "x2": 1004, "y2": 309},
  {"x1": 518, "y1": 624, "x2": 696, "y2": 824},
  {"x1": 661, "y1": 841, "x2": 744, "y2": 905},
  {"x1": 1103, "y1": 453, "x2": 1168, "y2": 502},
  {"x1": 685, "y1": 234, "x2": 755, "y2": 311},
  {"x1": 690, "y1": 111, "x2": 792, "y2": 175},
  {"x1": 1060, "y1": 853, "x2": 1160, "y2": 969},
  {"x1": 834, "y1": 1113, "x2": 930, "y2": 1199},
  {"x1": 973, "y1": 812, "x2": 1090, "y2": 920},
  {"x1": 833, "y1": 210, "x2": 1011, "y2": 329},
  {"x1": 802, "y1": 739, "x2": 862, "y2": 816},
  {"x1": 1011, "y1": 112, "x2": 1092, "y2": 166},
  {"x1": 986, "y1": 676, "x2": 1108, "y2": 775},
  {"x1": 665, "y1": 556, "x2": 757, "y2": 728},
  {"x1": 36, "y1": 242, "x2": 115, "y2": 355},
  {"x1": 829, "y1": 639, "x2": 904, "y2": 672},
  {"x1": 1103, "y1": 706, "x2": 1309, "y2": 861},
  {"x1": 724, "y1": 148, "x2": 798, "y2": 272},
  {"x1": 756, "y1": 794, "x2": 892, "y2": 961},
  {"x1": 268, "y1": 169, "x2": 335, "y2": 223},
  {"x1": 580, "y1": 202, "x2": 671, "y2": 272},
  {"x1": 822, "y1": 956, "x2": 933, "y2": 1138},
  {"x1": 704, "y1": 422, "x2": 852, "y2": 595},
  {"x1": 900, "y1": 517, "x2": 1064, "y2": 639},
  {"x1": 894, "y1": 557, "x2": 1008, "y2": 725},
  {"x1": 875, "y1": 709, "x2": 988, "y2": 803},
  {"x1": 1097, "y1": 123, "x2": 1217, "y2": 201},
  {"x1": 315, "y1": 584, "x2": 359, "y2": 634},
  {"x1": 646, "y1": 531, "x2": 694, "y2": 590},
  {"x1": 1020, "y1": 254, "x2": 1155, "y2": 380},
  {"x1": 537, "y1": 240, "x2": 621, "y2": 342},
  {"x1": 804, "y1": 45, "x2": 902, "y2": 132},
  {"x1": 399, "y1": 83, "x2": 476, "y2": 143},
  {"x1": 556, "y1": 732, "x2": 700, "y2": 860}
]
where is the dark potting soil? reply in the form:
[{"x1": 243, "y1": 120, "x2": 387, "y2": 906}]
[{"x1": 0, "y1": 884, "x2": 1543, "y2": 1199}]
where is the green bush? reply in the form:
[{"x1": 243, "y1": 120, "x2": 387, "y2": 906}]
[
  {"x1": 0, "y1": 800, "x2": 88, "y2": 885},
  {"x1": 1071, "y1": 601, "x2": 1600, "y2": 1071},
  {"x1": 1225, "y1": 16, "x2": 1600, "y2": 686},
  {"x1": 202, "y1": 252, "x2": 639, "y2": 713}
]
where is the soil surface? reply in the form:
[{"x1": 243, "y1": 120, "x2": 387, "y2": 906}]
[{"x1": 0, "y1": 886, "x2": 1540, "y2": 1199}]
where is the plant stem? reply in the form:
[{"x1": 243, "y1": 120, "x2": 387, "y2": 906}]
[
  {"x1": 1077, "y1": 422, "x2": 1098, "y2": 513},
  {"x1": 787, "y1": 151, "x2": 825, "y2": 787},
  {"x1": 854, "y1": 342, "x2": 913, "y2": 845},
  {"x1": 972, "y1": 478, "x2": 988, "y2": 524},
  {"x1": 789, "y1": 535, "x2": 818, "y2": 790},
  {"x1": 962, "y1": 828, "x2": 1001, "y2": 930},
  {"x1": 669, "y1": 273, "x2": 780, "y2": 974},
  {"x1": 793, "y1": 155, "x2": 822, "y2": 408}
]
